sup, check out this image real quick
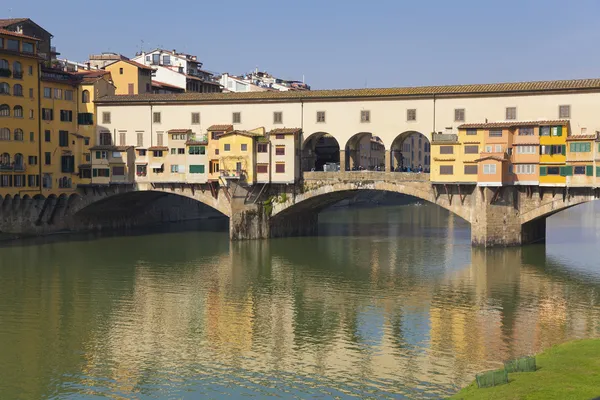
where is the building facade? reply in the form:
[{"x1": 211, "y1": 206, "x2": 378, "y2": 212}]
[{"x1": 104, "y1": 59, "x2": 153, "y2": 95}]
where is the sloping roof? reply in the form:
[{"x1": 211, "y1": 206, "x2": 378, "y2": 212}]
[
  {"x1": 474, "y1": 155, "x2": 507, "y2": 162},
  {"x1": 0, "y1": 18, "x2": 51, "y2": 36},
  {"x1": 168, "y1": 129, "x2": 191, "y2": 133},
  {"x1": 106, "y1": 59, "x2": 154, "y2": 71},
  {"x1": 186, "y1": 139, "x2": 208, "y2": 145},
  {"x1": 269, "y1": 128, "x2": 301, "y2": 135},
  {"x1": 96, "y1": 78, "x2": 600, "y2": 104},
  {"x1": 207, "y1": 124, "x2": 233, "y2": 131},
  {"x1": 75, "y1": 69, "x2": 112, "y2": 84},
  {"x1": 220, "y1": 130, "x2": 263, "y2": 139},
  {"x1": 152, "y1": 80, "x2": 184, "y2": 91},
  {"x1": 147, "y1": 146, "x2": 168, "y2": 151},
  {"x1": 0, "y1": 28, "x2": 40, "y2": 41},
  {"x1": 566, "y1": 133, "x2": 598, "y2": 141},
  {"x1": 89, "y1": 145, "x2": 132, "y2": 151},
  {"x1": 458, "y1": 120, "x2": 570, "y2": 129}
]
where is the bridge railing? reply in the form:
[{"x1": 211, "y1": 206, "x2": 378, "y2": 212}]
[{"x1": 303, "y1": 171, "x2": 430, "y2": 182}]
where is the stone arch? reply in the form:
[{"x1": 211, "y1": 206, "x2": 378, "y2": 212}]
[
  {"x1": 389, "y1": 131, "x2": 431, "y2": 172},
  {"x1": 302, "y1": 131, "x2": 341, "y2": 172},
  {"x1": 520, "y1": 196, "x2": 597, "y2": 225},
  {"x1": 271, "y1": 180, "x2": 473, "y2": 224},
  {"x1": 343, "y1": 132, "x2": 385, "y2": 171}
]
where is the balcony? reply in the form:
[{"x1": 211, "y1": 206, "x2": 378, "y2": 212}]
[
  {"x1": 0, "y1": 68, "x2": 11, "y2": 78},
  {"x1": 13, "y1": 71, "x2": 23, "y2": 79},
  {"x1": 14, "y1": 163, "x2": 25, "y2": 172}
]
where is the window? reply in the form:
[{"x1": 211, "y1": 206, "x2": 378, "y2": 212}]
[
  {"x1": 22, "y1": 42, "x2": 34, "y2": 53},
  {"x1": 516, "y1": 145, "x2": 536, "y2": 154},
  {"x1": 257, "y1": 164, "x2": 268, "y2": 173},
  {"x1": 102, "y1": 112, "x2": 111, "y2": 124},
  {"x1": 152, "y1": 150, "x2": 163, "y2": 157},
  {"x1": 152, "y1": 54, "x2": 160, "y2": 65},
  {"x1": 573, "y1": 166, "x2": 586, "y2": 175},
  {"x1": 188, "y1": 146, "x2": 205, "y2": 155},
  {"x1": 60, "y1": 110, "x2": 73, "y2": 122},
  {"x1": 316, "y1": 111, "x2": 326, "y2": 123},
  {"x1": 0, "y1": 127, "x2": 9, "y2": 141},
  {"x1": 551, "y1": 126, "x2": 563, "y2": 136},
  {"x1": 78, "y1": 113, "x2": 93, "y2": 125},
  {"x1": 454, "y1": 108, "x2": 465, "y2": 122},
  {"x1": 136, "y1": 165, "x2": 147, "y2": 177},
  {"x1": 540, "y1": 145, "x2": 565, "y2": 155},
  {"x1": 559, "y1": 105, "x2": 570, "y2": 119},
  {"x1": 0, "y1": 104, "x2": 8, "y2": 116},
  {"x1": 6, "y1": 39, "x2": 18, "y2": 51},
  {"x1": 407, "y1": 109, "x2": 417, "y2": 121},
  {"x1": 60, "y1": 155, "x2": 75, "y2": 173},
  {"x1": 136, "y1": 131, "x2": 144, "y2": 147},
  {"x1": 13, "y1": 84, "x2": 22, "y2": 96},
  {"x1": 84, "y1": 137, "x2": 90, "y2": 146},
  {"x1": 13, "y1": 105, "x2": 23, "y2": 118},
  {"x1": 539, "y1": 126, "x2": 550, "y2": 136},
  {"x1": 464, "y1": 145, "x2": 479, "y2": 154},
  {"x1": 82, "y1": 90, "x2": 90, "y2": 103},
  {"x1": 14, "y1": 175, "x2": 25, "y2": 187},
  {"x1": 494, "y1": 144, "x2": 502, "y2": 152},
  {"x1": 65, "y1": 90, "x2": 73, "y2": 101},
  {"x1": 44, "y1": 130, "x2": 51, "y2": 142},
  {"x1": 519, "y1": 127, "x2": 534, "y2": 136},
  {"x1": 232, "y1": 112, "x2": 241, "y2": 124},
  {"x1": 515, "y1": 164, "x2": 536, "y2": 174},
  {"x1": 170, "y1": 164, "x2": 183, "y2": 173},
  {"x1": 360, "y1": 110, "x2": 370, "y2": 123},
  {"x1": 28, "y1": 65, "x2": 33, "y2": 75},
  {"x1": 275, "y1": 145, "x2": 285, "y2": 155},
  {"x1": 155, "y1": 132, "x2": 163, "y2": 146},
  {"x1": 92, "y1": 168, "x2": 110, "y2": 177},
  {"x1": 275, "y1": 163, "x2": 285, "y2": 173},
  {"x1": 257, "y1": 143, "x2": 268, "y2": 153},
  {"x1": 178, "y1": 148, "x2": 185, "y2": 154},
  {"x1": 112, "y1": 166, "x2": 125, "y2": 176},
  {"x1": 45, "y1": 152, "x2": 51, "y2": 165},
  {"x1": 439, "y1": 165, "x2": 453, "y2": 175},
  {"x1": 191, "y1": 112, "x2": 200, "y2": 124},
  {"x1": 29, "y1": 88, "x2": 33, "y2": 98},
  {"x1": 439, "y1": 146, "x2": 453, "y2": 154},
  {"x1": 59, "y1": 130, "x2": 69, "y2": 147},
  {"x1": 43, "y1": 87, "x2": 51, "y2": 98},
  {"x1": 28, "y1": 175, "x2": 39, "y2": 187},
  {"x1": 138, "y1": 149, "x2": 147, "y2": 156},
  {"x1": 171, "y1": 148, "x2": 177, "y2": 155},
  {"x1": 464, "y1": 165, "x2": 478, "y2": 174},
  {"x1": 544, "y1": 167, "x2": 559, "y2": 175},
  {"x1": 210, "y1": 160, "x2": 220, "y2": 174},
  {"x1": 189, "y1": 165, "x2": 205, "y2": 174},
  {"x1": 276, "y1": 134, "x2": 285, "y2": 140},
  {"x1": 570, "y1": 142, "x2": 591, "y2": 152},
  {"x1": 119, "y1": 67, "x2": 123, "y2": 75},
  {"x1": 99, "y1": 132, "x2": 112, "y2": 145},
  {"x1": 14, "y1": 129, "x2": 23, "y2": 141},
  {"x1": 95, "y1": 151, "x2": 107, "y2": 159},
  {"x1": 483, "y1": 164, "x2": 497, "y2": 174},
  {"x1": 29, "y1": 109, "x2": 33, "y2": 119},
  {"x1": 240, "y1": 143, "x2": 248, "y2": 152},
  {"x1": 153, "y1": 112, "x2": 161, "y2": 123},
  {"x1": 42, "y1": 108, "x2": 53, "y2": 120},
  {"x1": 224, "y1": 143, "x2": 231, "y2": 151},
  {"x1": 162, "y1": 55, "x2": 170, "y2": 65},
  {"x1": 54, "y1": 88, "x2": 62, "y2": 99},
  {"x1": 29, "y1": 132, "x2": 35, "y2": 142},
  {"x1": 505, "y1": 107, "x2": 516, "y2": 120},
  {"x1": 119, "y1": 131, "x2": 126, "y2": 146}
]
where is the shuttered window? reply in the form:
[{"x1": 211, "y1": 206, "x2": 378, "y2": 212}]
[
  {"x1": 439, "y1": 165, "x2": 453, "y2": 175},
  {"x1": 464, "y1": 165, "x2": 477, "y2": 174},
  {"x1": 189, "y1": 165, "x2": 205, "y2": 174}
]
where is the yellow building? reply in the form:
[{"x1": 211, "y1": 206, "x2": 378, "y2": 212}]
[
  {"x1": 0, "y1": 29, "x2": 41, "y2": 197},
  {"x1": 429, "y1": 133, "x2": 462, "y2": 183},
  {"x1": 218, "y1": 129, "x2": 263, "y2": 185},
  {"x1": 104, "y1": 59, "x2": 153, "y2": 95},
  {"x1": 539, "y1": 121, "x2": 569, "y2": 186},
  {"x1": 206, "y1": 124, "x2": 233, "y2": 181},
  {"x1": 74, "y1": 70, "x2": 116, "y2": 182},
  {"x1": 40, "y1": 68, "x2": 82, "y2": 195}
]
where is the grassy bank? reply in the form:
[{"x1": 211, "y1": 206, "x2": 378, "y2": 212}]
[{"x1": 451, "y1": 339, "x2": 600, "y2": 399}]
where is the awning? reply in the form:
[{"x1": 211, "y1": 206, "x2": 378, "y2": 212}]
[{"x1": 150, "y1": 163, "x2": 164, "y2": 169}]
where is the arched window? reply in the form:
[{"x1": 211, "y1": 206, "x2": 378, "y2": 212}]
[
  {"x1": 14, "y1": 129, "x2": 23, "y2": 141},
  {"x1": 13, "y1": 105, "x2": 23, "y2": 118},
  {"x1": 82, "y1": 90, "x2": 90, "y2": 103},
  {"x1": 14, "y1": 153, "x2": 23, "y2": 169},
  {"x1": 0, "y1": 104, "x2": 9, "y2": 117},
  {"x1": 0, "y1": 59, "x2": 8, "y2": 70},
  {"x1": 0, "y1": 153, "x2": 10, "y2": 165},
  {"x1": 12, "y1": 61, "x2": 22, "y2": 78},
  {"x1": 0, "y1": 128, "x2": 9, "y2": 140},
  {"x1": 13, "y1": 84, "x2": 23, "y2": 96},
  {"x1": 0, "y1": 82, "x2": 9, "y2": 95}
]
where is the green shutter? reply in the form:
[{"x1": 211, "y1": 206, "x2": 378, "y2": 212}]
[
  {"x1": 92, "y1": 168, "x2": 98, "y2": 177},
  {"x1": 561, "y1": 145, "x2": 566, "y2": 156},
  {"x1": 585, "y1": 142, "x2": 591, "y2": 152},
  {"x1": 596, "y1": 166, "x2": 600, "y2": 177},
  {"x1": 556, "y1": 126, "x2": 562, "y2": 136},
  {"x1": 586, "y1": 165, "x2": 594, "y2": 176},
  {"x1": 95, "y1": 151, "x2": 100, "y2": 159},
  {"x1": 189, "y1": 165, "x2": 205, "y2": 174},
  {"x1": 540, "y1": 166, "x2": 547, "y2": 176},
  {"x1": 569, "y1": 143, "x2": 575, "y2": 152},
  {"x1": 565, "y1": 166, "x2": 573, "y2": 176},
  {"x1": 560, "y1": 166, "x2": 566, "y2": 176}
]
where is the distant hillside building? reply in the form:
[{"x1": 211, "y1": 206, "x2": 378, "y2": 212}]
[{"x1": 218, "y1": 69, "x2": 310, "y2": 93}]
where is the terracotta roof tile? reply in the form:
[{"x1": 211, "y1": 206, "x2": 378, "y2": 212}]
[
  {"x1": 566, "y1": 133, "x2": 598, "y2": 141},
  {"x1": 475, "y1": 155, "x2": 507, "y2": 162},
  {"x1": 89, "y1": 145, "x2": 132, "y2": 151},
  {"x1": 0, "y1": 18, "x2": 29, "y2": 27},
  {"x1": 186, "y1": 139, "x2": 208, "y2": 145},
  {"x1": 269, "y1": 128, "x2": 302, "y2": 135},
  {"x1": 168, "y1": 129, "x2": 191, "y2": 134},
  {"x1": 148, "y1": 146, "x2": 168, "y2": 151},
  {"x1": 220, "y1": 130, "x2": 263, "y2": 138},
  {"x1": 459, "y1": 120, "x2": 569, "y2": 129},
  {"x1": 107, "y1": 59, "x2": 154, "y2": 71},
  {"x1": 96, "y1": 78, "x2": 600, "y2": 104},
  {"x1": 0, "y1": 28, "x2": 40, "y2": 41},
  {"x1": 208, "y1": 124, "x2": 233, "y2": 131}
]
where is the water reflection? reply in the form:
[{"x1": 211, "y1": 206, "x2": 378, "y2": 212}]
[{"x1": 1, "y1": 203, "x2": 600, "y2": 399}]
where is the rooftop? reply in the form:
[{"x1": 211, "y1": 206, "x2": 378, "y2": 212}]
[
  {"x1": 0, "y1": 28, "x2": 40, "y2": 41},
  {"x1": 269, "y1": 128, "x2": 302, "y2": 135},
  {"x1": 207, "y1": 124, "x2": 233, "y2": 132},
  {"x1": 458, "y1": 120, "x2": 570, "y2": 129},
  {"x1": 96, "y1": 78, "x2": 600, "y2": 104}
]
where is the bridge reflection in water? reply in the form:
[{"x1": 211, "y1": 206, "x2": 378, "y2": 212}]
[{"x1": 1, "y1": 203, "x2": 600, "y2": 398}]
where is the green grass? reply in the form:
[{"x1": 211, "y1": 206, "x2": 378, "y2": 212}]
[{"x1": 450, "y1": 339, "x2": 600, "y2": 400}]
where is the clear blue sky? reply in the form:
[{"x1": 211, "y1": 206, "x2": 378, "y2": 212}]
[{"x1": 8, "y1": 0, "x2": 600, "y2": 89}]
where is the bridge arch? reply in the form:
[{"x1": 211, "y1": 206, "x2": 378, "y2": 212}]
[
  {"x1": 389, "y1": 131, "x2": 431, "y2": 172},
  {"x1": 302, "y1": 131, "x2": 340, "y2": 172},
  {"x1": 343, "y1": 132, "x2": 385, "y2": 171}
]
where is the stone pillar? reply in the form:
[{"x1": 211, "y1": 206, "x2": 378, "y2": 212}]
[
  {"x1": 229, "y1": 205, "x2": 318, "y2": 240},
  {"x1": 385, "y1": 150, "x2": 391, "y2": 172},
  {"x1": 339, "y1": 150, "x2": 346, "y2": 172},
  {"x1": 270, "y1": 211, "x2": 318, "y2": 238},
  {"x1": 471, "y1": 186, "x2": 524, "y2": 247}
]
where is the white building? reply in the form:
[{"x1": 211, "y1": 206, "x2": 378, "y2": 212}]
[
  {"x1": 131, "y1": 49, "x2": 221, "y2": 93},
  {"x1": 217, "y1": 70, "x2": 310, "y2": 93}
]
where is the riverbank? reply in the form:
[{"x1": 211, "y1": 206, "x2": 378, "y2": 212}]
[{"x1": 451, "y1": 339, "x2": 600, "y2": 399}]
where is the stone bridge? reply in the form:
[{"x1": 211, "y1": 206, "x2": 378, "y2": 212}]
[{"x1": 0, "y1": 172, "x2": 597, "y2": 246}]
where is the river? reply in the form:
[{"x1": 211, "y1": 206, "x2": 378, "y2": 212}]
[{"x1": 1, "y1": 201, "x2": 600, "y2": 399}]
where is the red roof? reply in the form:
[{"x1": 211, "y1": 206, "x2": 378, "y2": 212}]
[
  {"x1": 459, "y1": 120, "x2": 569, "y2": 129},
  {"x1": 207, "y1": 124, "x2": 233, "y2": 132},
  {"x1": 108, "y1": 59, "x2": 154, "y2": 71},
  {"x1": 269, "y1": 128, "x2": 301, "y2": 135},
  {"x1": 168, "y1": 129, "x2": 191, "y2": 134},
  {"x1": 0, "y1": 28, "x2": 39, "y2": 41}
]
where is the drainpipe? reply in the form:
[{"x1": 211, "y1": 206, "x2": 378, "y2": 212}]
[
  {"x1": 432, "y1": 93, "x2": 436, "y2": 134},
  {"x1": 37, "y1": 62, "x2": 42, "y2": 195}
]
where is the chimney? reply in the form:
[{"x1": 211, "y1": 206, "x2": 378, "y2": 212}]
[{"x1": 86, "y1": 62, "x2": 91, "y2": 70}]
